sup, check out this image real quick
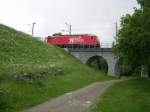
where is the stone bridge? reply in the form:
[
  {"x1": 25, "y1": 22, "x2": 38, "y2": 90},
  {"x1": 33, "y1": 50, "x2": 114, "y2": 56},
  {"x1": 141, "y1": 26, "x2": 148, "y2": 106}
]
[{"x1": 68, "y1": 48, "x2": 119, "y2": 77}]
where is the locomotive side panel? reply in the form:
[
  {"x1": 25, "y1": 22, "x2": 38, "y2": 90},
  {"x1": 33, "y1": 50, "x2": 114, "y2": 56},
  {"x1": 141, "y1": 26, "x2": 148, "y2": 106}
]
[{"x1": 45, "y1": 35, "x2": 100, "y2": 48}]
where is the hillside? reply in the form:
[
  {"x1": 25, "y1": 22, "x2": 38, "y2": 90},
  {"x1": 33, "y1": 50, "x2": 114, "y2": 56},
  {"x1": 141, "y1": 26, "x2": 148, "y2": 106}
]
[{"x1": 0, "y1": 24, "x2": 112, "y2": 112}]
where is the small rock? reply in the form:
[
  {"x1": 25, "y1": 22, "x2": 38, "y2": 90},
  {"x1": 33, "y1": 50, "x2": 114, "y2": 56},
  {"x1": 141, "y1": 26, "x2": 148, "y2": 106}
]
[{"x1": 13, "y1": 69, "x2": 64, "y2": 81}]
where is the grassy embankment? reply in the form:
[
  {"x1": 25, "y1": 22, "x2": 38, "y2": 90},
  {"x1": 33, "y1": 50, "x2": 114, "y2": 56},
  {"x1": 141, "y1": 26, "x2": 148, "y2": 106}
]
[
  {"x1": 0, "y1": 24, "x2": 113, "y2": 112},
  {"x1": 91, "y1": 78, "x2": 150, "y2": 112}
]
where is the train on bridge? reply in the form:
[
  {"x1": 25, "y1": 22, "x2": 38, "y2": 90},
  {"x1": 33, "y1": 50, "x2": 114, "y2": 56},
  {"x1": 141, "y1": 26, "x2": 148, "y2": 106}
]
[{"x1": 45, "y1": 34, "x2": 100, "y2": 48}]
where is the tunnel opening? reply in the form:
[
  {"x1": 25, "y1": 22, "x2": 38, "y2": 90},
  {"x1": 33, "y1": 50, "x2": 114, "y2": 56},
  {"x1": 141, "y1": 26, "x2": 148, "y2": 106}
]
[{"x1": 86, "y1": 56, "x2": 108, "y2": 73}]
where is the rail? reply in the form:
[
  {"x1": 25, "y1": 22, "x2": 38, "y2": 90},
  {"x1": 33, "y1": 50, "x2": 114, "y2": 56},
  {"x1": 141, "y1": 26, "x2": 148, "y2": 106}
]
[
  {"x1": 67, "y1": 47, "x2": 112, "y2": 52},
  {"x1": 62, "y1": 43, "x2": 113, "y2": 52},
  {"x1": 62, "y1": 43, "x2": 112, "y2": 49}
]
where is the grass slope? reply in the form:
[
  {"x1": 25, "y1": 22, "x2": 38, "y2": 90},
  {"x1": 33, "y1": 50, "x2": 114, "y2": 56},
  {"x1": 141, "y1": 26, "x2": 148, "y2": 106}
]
[
  {"x1": 0, "y1": 24, "x2": 112, "y2": 112},
  {"x1": 92, "y1": 78, "x2": 150, "y2": 112}
]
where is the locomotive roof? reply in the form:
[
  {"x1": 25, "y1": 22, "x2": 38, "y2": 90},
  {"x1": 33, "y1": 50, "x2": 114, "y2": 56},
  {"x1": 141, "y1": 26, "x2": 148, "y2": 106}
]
[{"x1": 52, "y1": 34, "x2": 97, "y2": 36}]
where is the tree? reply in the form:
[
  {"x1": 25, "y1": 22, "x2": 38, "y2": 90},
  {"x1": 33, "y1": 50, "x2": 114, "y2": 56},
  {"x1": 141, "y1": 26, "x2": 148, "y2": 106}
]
[
  {"x1": 52, "y1": 32, "x2": 62, "y2": 36},
  {"x1": 114, "y1": 0, "x2": 150, "y2": 76},
  {"x1": 137, "y1": 0, "x2": 150, "y2": 8}
]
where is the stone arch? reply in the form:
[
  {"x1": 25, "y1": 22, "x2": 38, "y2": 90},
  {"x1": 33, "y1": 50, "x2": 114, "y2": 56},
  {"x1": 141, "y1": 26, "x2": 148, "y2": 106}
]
[
  {"x1": 70, "y1": 50, "x2": 118, "y2": 77},
  {"x1": 86, "y1": 55, "x2": 108, "y2": 73}
]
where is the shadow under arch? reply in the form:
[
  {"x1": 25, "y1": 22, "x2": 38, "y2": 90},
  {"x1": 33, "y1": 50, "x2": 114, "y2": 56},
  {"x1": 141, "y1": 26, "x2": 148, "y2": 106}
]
[{"x1": 86, "y1": 56, "x2": 108, "y2": 73}]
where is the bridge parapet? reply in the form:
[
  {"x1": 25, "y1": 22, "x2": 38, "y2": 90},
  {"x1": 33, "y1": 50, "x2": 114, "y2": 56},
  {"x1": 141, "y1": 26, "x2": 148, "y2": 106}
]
[{"x1": 68, "y1": 48, "x2": 112, "y2": 52}]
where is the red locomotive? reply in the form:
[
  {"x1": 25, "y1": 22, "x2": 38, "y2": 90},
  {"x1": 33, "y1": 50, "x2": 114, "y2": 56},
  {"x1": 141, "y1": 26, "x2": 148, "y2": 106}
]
[{"x1": 45, "y1": 34, "x2": 100, "y2": 48}]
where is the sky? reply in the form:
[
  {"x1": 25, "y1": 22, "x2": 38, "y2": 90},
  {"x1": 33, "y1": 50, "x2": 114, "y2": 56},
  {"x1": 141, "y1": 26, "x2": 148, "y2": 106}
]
[{"x1": 0, "y1": 0, "x2": 139, "y2": 43}]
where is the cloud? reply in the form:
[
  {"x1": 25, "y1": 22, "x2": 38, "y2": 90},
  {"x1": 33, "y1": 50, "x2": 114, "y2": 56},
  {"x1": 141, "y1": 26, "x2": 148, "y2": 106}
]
[{"x1": 0, "y1": 0, "x2": 138, "y2": 43}]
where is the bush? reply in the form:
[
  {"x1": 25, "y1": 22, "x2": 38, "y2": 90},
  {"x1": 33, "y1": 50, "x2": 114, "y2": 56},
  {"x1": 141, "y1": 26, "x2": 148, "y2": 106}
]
[{"x1": 0, "y1": 89, "x2": 13, "y2": 112}]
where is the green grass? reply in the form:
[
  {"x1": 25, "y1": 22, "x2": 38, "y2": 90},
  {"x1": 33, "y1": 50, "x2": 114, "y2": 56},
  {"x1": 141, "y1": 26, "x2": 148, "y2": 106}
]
[
  {"x1": 91, "y1": 78, "x2": 150, "y2": 112},
  {"x1": 0, "y1": 24, "x2": 113, "y2": 112}
]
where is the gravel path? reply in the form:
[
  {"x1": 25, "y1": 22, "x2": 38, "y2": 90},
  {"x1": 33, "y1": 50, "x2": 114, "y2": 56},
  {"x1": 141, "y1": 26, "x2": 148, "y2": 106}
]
[{"x1": 23, "y1": 80, "x2": 120, "y2": 112}]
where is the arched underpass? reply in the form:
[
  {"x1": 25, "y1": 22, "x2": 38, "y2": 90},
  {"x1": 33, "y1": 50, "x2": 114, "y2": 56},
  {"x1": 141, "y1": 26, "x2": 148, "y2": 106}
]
[
  {"x1": 86, "y1": 56, "x2": 108, "y2": 73},
  {"x1": 69, "y1": 48, "x2": 120, "y2": 77}
]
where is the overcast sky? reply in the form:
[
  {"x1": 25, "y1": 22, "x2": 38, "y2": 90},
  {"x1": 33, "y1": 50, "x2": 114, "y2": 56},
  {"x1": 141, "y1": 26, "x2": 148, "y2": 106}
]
[{"x1": 0, "y1": 0, "x2": 138, "y2": 43}]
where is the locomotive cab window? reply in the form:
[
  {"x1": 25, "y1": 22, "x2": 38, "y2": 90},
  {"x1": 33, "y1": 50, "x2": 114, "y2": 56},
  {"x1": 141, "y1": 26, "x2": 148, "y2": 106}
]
[
  {"x1": 91, "y1": 36, "x2": 95, "y2": 40},
  {"x1": 48, "y1": 38, "x2": 51, "y2": 42}
]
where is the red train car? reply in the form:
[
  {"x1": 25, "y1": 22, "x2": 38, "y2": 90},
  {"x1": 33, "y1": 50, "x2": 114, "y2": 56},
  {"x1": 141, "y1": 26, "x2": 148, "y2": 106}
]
[{"x1": 45, "y1": 34, "x2": 100, "y2": 48}]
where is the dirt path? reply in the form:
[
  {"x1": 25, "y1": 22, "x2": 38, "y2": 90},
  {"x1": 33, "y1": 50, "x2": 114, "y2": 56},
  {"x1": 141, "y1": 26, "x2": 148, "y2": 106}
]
[{"x1": 23, "y1": 80, "x2": 120, "y2": 112}]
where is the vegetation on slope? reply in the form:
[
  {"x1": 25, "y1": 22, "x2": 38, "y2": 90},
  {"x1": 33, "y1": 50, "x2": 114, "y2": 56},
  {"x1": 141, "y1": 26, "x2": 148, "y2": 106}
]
[
  {"x1": 0, "y1": 24, "x2": 112, "y2": 112},
  {"x1": 114, "y1": 0, "x2": 150, "y2": 75},
  {"x1": 91, "y1": 78, "x2": 150, "y2": 112}
]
